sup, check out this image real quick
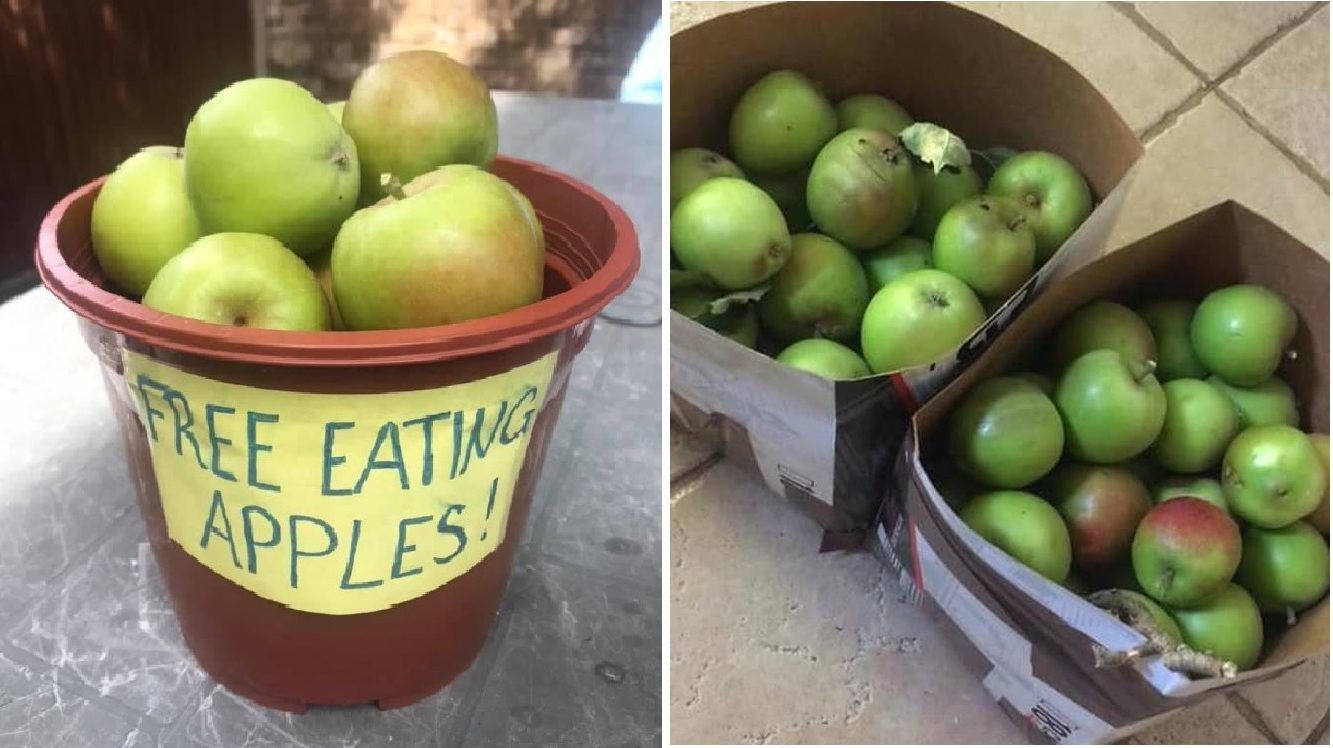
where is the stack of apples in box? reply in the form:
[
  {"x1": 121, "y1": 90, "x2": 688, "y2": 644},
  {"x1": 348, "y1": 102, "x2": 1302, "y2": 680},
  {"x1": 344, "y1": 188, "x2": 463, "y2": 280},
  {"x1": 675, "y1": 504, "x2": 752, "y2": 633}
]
[
  {"x1": 669, "y1": 69, "x2": 1094, "y2": 378},
  {"x1": 945, "y1": 285, "x2": 1328, "y2": 673},
  {"x1": 90, "y1": 51, "x2": 544, "y2": 331}
]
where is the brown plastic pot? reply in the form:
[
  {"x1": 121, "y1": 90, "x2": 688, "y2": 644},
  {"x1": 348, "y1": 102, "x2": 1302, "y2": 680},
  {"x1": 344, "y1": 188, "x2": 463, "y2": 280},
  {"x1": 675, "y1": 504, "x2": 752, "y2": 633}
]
[{"x1": 34, "y1": 156, "x2": 639, "y2": 712}]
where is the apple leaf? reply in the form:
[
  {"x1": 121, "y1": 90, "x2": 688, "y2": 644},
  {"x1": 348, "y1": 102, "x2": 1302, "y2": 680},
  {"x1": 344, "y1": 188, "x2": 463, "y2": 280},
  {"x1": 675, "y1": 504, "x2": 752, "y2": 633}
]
[
  {"x1": 900, "y1": 123, "x2": 971, "y2": 174},
  {"x1": 706, "y1": 285, "x2": 769, "y2": 315}
]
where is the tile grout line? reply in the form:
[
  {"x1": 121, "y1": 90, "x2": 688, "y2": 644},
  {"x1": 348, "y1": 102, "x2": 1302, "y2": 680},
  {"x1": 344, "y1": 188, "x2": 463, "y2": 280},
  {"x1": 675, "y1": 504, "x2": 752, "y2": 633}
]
[
  {"x1": 1115, "y1": 0, "x2": 1329, "y2": 194},
  {"x1": 1215, "y1": 86, "x2": 1331, "y2": 194},
  {"x1": 1109, "y1": 1, "x2": 1212, "y2": 81}
]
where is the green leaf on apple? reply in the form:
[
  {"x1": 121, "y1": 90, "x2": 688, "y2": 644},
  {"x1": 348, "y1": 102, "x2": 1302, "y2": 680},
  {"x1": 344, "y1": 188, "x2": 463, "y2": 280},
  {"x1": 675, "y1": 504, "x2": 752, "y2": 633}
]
[
  {"x1": 900, "y1": 122, "x2": 971, "y2": 174},
  {"x1": 706, "y1": 284, "x2": 769, "y2": 315}
]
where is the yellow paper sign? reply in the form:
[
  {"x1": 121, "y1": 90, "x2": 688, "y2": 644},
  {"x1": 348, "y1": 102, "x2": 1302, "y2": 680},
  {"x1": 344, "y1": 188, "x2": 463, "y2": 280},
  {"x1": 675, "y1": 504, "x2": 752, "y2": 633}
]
[{"x1": 122, "y1": 349, "x2": 558, "y2": 615}]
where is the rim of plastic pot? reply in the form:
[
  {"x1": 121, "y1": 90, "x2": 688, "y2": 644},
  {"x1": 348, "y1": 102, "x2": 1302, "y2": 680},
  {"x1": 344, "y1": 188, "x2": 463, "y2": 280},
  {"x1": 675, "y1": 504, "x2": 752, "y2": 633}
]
[{"x1": 35, "y1": 156, "x2": 639, "y2": 367}]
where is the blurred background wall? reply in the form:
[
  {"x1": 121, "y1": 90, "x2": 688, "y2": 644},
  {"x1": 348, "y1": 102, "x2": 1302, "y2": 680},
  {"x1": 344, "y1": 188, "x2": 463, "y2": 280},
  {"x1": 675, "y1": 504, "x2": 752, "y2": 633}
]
[
  {"x1": 0, "y1": 1, "x2": 254, "y2": 296},
  {"x1": 261, "y1": 0, "x2": 661, "y2": 101},
  {"x1": 0, "y1": 0, "x2": 659, "y2": 296}
]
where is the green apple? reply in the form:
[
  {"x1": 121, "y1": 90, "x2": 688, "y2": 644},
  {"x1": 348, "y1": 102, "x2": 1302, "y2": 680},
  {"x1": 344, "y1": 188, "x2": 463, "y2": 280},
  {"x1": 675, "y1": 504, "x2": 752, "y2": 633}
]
[
  {"x1": 307, "y1": 249, "x2": 344, "y2": 330},
  {"x1": 1012, "y1": 372, "x2": 1054, "y2": 396},
  {"x1": 343, "y1": 50, "x2": 497, "y2": 204},
  {"x1": 326, "y1": 100, "x2": 345, "y2": 122},
  {"x1": 911, "y1": 163, "x2": 983, "y2": 239},
  {"x1": 948, "y1": 376, "x2": 1064, "y2": 488},
  {"x1": 1052, "y1": 301, "x2": 1157, "y2": 370},
  {"x1": 1153, "y1": 475, "x2": 1227, "y2": 512},
  {"x1": 1137, "y1": 299, "x2": 1207, "y2": 381},
  {"x1": 1308, "y1": 434, "x2": 1329, "y2": 535},
  {"x1": 1169, "y1": 584, "x2": 1264, "y2": 671},
  {"x1": 1149, "y1": 378, "x2": 1240, "y2": 473},
  {"x1": 775, "y1": 339, "x2": 870, "y2": 379},
  {"x1": 1042, "y1": 463, "x2": 1150, "y2": 571},
  {"x1": 1132, "y1": 497, "x2": 1241, "y2": 607},
  {"x1": 750, "y1": 170, "x2": 812, "y2": 233},
  {"x1": 862, "y1": 236, "x2": 932, "y2": 294},
  {"x1": 332, "y1": 165, "x2": 543, "y2": 330},
  {"x1": 986, "y1": 151, "x2": 1091, "y2": 262},
  {"x1": 960, "y1": 490, "x2": 1071, "y2": 582},
  {"x1": 759, "y1": 233, "x2": 869, "y2": 342},
  {"x1": 931, "y1": 195, "x2": 1036, "y2": 302},
  {"x1": 1191, "y1": 284, "x2": 1297, "y2": 386},
  {"x1": 90, "y1": 146, "x2": 202, "y2": 296},
  {"x1": 729, "y1": 70, "x2": 837, "y2": 175},
  {"x1": 143, "y1": 233, "x2": 329, "y2": 331},
  {"x1": 185, "y1": 78, "x2": 359, "y2": 256},
  {"x1": 1055, "y1": 350, "x2": 1166, "y2": 464},
  {"x1": 1236, "y1": 521, "x2": 1329, "y2": 614},
  {"x1": 806, "y1": 128, "x2": 918, "y2": 249},
  {"x1": 1208, "y1": 375, "x2": 1299, "y2": 428},
  {"x1": 670, "y1": 177, "x2": 791, "y2": 290},
  {"x1": 1222, "y1": 424, "x2": 1326, "y2": 528},
  {"x1": 835, "y1": 93, "x2": 913, "y2": 135},
  {"x1": 860, "y1": 269, "x2": 986, "y2": 373},
  {"x1": 670, "y1": 148, "x2": 745, "y2": 208}
]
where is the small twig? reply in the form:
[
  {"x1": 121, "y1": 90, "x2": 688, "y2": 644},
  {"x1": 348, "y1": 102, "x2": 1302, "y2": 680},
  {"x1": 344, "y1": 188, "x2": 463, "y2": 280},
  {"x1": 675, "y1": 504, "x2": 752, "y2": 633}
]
[{"x1": 1087, "y1": 590, "x2": 1238, "y2": 679}]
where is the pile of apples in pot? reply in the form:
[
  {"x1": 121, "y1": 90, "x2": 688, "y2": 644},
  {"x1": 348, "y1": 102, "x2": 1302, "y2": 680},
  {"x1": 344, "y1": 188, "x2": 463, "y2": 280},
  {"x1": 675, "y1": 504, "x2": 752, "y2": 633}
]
[{"x1": 90, "y1": 51, "x2": 544, "y2": 332}]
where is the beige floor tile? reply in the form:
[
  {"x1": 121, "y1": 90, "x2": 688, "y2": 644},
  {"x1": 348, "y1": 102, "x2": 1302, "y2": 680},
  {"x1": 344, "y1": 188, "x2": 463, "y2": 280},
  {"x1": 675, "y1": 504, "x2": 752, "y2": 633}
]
[
  {"x1": 1133, "y1": 1, "x2": 1317, "y2": 79},
  {"x1": 1236, "y1": 654, "x2": 1330, "y2": 744},
  {"x1": 1221, "y1": 4, "x2": 1330, "y2": 182},
  {"x1": 959, "y1": 1, "x2": 1201, "y2": 134},
  {"x1": 670, "y1": 458, "x2": 1027, "y2": 745},
  {"x1": 1108, "y1": 94, "x2": 1330, "y2": 257},
  {"x1": 1128, "y1": 693, "x2": 1270, "y2": 744}
]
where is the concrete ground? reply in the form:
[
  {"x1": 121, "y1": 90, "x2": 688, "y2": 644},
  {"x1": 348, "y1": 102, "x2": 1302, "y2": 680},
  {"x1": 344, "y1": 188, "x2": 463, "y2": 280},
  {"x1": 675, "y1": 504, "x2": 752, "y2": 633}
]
[{"x1": 669, "y1": 1, "x2": 1329, "y2": 744}]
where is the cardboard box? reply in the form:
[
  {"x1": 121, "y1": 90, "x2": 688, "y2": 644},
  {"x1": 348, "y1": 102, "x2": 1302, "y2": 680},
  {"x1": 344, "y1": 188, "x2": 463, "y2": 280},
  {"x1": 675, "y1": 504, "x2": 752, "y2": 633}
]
[
  {"x1": 670, "y1": 1, "x2": 1143, "y2": 547},
  {"x1": 876, "y1": 201, "x2": 1330, "y2": 743}
]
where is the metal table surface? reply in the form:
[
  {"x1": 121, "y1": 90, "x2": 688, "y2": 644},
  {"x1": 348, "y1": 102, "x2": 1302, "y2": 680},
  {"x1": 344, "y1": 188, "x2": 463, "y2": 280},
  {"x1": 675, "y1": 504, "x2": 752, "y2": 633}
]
[{"x1": 0, "y1": 93, "x2": 662, "y2": 748}]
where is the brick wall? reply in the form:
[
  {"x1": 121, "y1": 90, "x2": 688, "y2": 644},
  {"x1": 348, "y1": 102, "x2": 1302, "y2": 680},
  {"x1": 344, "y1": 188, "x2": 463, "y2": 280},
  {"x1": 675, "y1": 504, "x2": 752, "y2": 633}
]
[{"x1": 261, "y1": 0, "x2": 659, "y2": 101}]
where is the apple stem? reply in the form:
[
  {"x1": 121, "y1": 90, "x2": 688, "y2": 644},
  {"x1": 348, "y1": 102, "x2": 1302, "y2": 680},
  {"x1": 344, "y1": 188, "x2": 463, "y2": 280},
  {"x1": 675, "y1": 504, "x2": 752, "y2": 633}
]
[
  {"x1": 1131, "y1": 358, "x2": 1158, "y2": 383},
  {"x1": 380, "y1": 173, "x2": 406, "y2": 200}
]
